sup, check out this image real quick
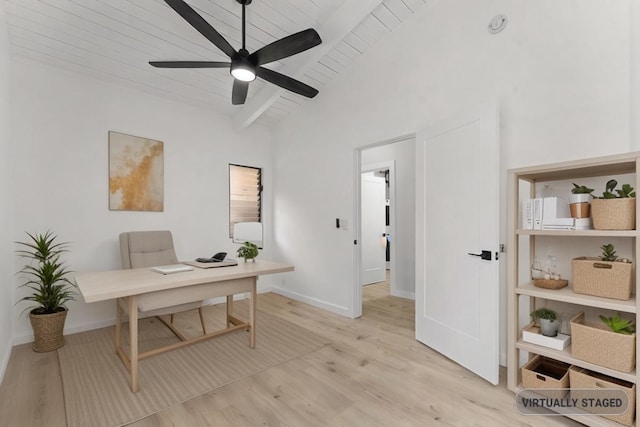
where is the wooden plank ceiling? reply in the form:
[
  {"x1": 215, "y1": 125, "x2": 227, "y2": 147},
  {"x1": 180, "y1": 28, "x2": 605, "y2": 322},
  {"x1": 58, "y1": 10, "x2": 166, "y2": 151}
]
[{"x1": 5, "y1": 0, "x2": 428, "y2": 129}]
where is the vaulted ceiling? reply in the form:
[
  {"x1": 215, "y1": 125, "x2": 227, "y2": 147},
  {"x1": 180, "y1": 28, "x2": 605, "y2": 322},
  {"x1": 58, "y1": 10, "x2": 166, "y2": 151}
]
[{"x1": 5, "y1": 0, "x2": 428, "y2": 129}]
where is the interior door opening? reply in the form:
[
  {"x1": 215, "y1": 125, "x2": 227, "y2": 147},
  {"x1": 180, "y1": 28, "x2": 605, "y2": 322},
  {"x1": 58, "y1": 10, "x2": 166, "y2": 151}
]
[{"x1": 353, "y1": 134, "x2": 416, "y2": 319}]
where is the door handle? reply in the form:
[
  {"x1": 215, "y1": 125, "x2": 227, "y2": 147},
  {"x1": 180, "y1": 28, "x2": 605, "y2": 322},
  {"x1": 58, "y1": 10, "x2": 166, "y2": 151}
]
[{"x1": 468, "y1": 250, "x2": 492, "y2": 261}]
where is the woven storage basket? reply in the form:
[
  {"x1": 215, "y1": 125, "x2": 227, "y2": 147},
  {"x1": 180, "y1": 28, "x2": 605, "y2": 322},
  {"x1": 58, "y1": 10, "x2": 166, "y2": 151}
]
[
  {"x1": 591, "y1": 198, "x2": 636, "y2": 230},
  {"x1": 521, "y1": 355, "x2": 570, "y2": 399},
  {"x1": 569, "y1": 366, "x2": 636, "y2": 426},
  {"x1": 571, "y1": 257, "x2": 632, "y2": 300},
  {"x1": 571, "y1": 312, "x2": 636, "y2": 372},
  {"x1": 29, "y1": 309, "x2": 67, "y2": 352}
]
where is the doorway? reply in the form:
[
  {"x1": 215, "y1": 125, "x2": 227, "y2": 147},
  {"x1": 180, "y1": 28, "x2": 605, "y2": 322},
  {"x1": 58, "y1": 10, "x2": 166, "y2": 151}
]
[
  {"x1": 361, "y1": 167, "x2": 390, "y2": 288},
  {"x1": 353, "y1": 134, "x2": 416, "y2": 318}
]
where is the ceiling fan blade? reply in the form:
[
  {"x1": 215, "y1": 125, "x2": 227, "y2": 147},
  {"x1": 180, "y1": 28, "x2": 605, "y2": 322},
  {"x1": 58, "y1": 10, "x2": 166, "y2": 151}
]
[
  {"x1": 249, "y1": 29, "x2": 322, "y2": 66},
  {"x1": 232, "y1": 80, "x2": 249, "y2": 105},
  {"x1": 256, "y1": 67, "x2": 318, "y2": 98},
  {"x1": 164, "y1": 0, "x2": 237, "y2": 59},
  {"x1": 149, "y1": 61, "x2": 230, "y2": 68}
]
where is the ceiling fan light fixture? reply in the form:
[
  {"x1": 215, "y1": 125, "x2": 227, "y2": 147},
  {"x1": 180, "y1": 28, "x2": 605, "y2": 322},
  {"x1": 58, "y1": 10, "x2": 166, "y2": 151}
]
[
  {"x1": 154, "y1": 0, "x2": 320, "y2": 104},
  {"x1": 231, "y1": 65, "x2": 256, "y2": 82},
  {"x1": 231, "y1": 51, "x2": 256, "y2": 82}
]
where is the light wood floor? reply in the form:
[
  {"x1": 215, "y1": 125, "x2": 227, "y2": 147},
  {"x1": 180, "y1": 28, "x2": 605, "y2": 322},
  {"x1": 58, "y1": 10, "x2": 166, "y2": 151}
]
[{"x1": 0, "y1": 284, "x2": 580, "y2": 426}]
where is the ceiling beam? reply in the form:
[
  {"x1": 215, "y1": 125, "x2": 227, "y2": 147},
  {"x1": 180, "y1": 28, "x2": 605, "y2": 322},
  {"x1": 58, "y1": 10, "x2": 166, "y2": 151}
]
[{"x1": 233, "y1": 0, "x2": 383, "y2": 131}]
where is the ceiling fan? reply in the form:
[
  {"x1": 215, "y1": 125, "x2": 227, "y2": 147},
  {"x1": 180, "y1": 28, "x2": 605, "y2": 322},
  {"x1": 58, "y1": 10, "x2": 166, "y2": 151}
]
[{"x1": 150, "y1": 0, "x2": 322, "y2": 105}]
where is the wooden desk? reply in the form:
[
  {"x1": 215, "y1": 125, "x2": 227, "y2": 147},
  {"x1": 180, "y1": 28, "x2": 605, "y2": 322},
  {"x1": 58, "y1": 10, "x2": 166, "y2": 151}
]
[{"x1": 75, "y1": 260, "x2": 293, "y2": 392}]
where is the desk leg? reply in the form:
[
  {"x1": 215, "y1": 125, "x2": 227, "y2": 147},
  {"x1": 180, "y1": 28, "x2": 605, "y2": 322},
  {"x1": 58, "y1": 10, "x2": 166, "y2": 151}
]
[
  {"x1": 249, "y1": 277, "x2": 256, "y2": 349},
  {"x1": 226, "y1": 295, "x2": 233, "y2": 328},
  {"x1": 128, "y1": 295, "x2": 139, "y2": 393},
  {"x1": 115, "y1": 298, "x2": 122, "y2": 353}
]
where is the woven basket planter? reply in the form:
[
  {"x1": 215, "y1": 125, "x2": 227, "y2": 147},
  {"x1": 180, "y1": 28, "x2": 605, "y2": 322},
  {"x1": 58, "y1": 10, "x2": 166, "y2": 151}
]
[
  {"x1": 571, "y1": 257, "x2": 632, "y2": 300},
  {"x1": 571, "y1": 312, "x2": 636, "y2": 372},
  {"x1": 29, "y1": 309, "x2": 67, "y2": 352},
  {"x1": 591, "y1": 198, "x2": 636, "y2": 230},
  {"x1": 569, "y1": 366, "x2": 636, "y2": 426}
]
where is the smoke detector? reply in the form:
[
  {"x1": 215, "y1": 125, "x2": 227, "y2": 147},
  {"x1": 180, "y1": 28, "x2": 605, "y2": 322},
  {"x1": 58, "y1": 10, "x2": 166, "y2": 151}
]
[{"x1": 488, "y1": 15, "x2": 508, "y2": 34}]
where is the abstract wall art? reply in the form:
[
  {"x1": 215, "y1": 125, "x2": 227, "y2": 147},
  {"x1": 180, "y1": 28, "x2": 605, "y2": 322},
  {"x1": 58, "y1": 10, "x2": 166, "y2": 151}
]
[{"x1": 108, "y1": 131, "x2": 164, "y2": 211}]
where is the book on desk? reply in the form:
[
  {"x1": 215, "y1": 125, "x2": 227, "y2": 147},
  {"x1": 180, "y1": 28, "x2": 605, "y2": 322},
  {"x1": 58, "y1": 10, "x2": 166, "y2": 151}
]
[
  {"x1": 150, "y1": 260, "x2": 239, "y2": 274},
  {"x1": 182, "y1": 259, "x2": 238, "y2": 269}
]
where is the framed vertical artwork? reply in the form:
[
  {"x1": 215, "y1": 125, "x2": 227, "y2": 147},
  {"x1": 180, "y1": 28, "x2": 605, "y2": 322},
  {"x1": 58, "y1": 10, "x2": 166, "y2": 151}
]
[{"x1": 108, "y1": 131, "x2": 164, "y2": 211}]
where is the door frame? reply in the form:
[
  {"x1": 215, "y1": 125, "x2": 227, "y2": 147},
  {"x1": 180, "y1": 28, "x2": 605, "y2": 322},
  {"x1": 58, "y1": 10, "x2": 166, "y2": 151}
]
[{"x1": 352, "y1": 133, "x2": 414, "y2": 318}]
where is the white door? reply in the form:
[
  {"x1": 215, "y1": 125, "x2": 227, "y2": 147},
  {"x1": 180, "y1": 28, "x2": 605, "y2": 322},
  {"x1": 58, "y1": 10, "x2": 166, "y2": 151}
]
[
  {"x1": 361, "y1": 172, "x2": 387, "y2": 285},
  {"x1": 415, "y1": 102, "x2": 500, "y2": 385}
]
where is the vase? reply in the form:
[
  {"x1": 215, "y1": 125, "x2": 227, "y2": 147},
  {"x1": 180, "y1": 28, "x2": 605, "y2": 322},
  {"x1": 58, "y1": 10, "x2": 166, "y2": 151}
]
[
  {"x1": 569, "y1": 193, "x2": 591, "y2": 219},
  {"x1": 539, "y1": 318, "x2": 558, "y2": 337}
]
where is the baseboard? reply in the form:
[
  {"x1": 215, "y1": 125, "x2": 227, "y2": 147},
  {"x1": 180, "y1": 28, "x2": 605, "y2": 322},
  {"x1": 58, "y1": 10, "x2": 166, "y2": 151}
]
[
  {"x1": 391, "y1": 289, "x2": 415, "y2": 300},
  {"x1": 270, "y1": 286, "x2": 350, "y2": 317},
  {"x1": 11, "y1": 318, "x2": 117, "y2": 346},
  {"x1": 0, "y1": 345, "x2": 10, "y2": 387}
]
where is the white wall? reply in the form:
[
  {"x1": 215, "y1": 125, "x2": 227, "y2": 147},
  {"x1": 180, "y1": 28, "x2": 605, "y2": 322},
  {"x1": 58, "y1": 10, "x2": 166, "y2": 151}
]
[
  {"x1": 271, "y1": 0, "x2": 631, "y2": 340},
  {"x1": 0, "y1": 3, "x2": 14, "y2": 380},
  {"x1": 361, "y1": 137, "x2": 415, "y2": 299},
  {"x1": 9, "y1": 58, "x2": 274, "y2": 343}
]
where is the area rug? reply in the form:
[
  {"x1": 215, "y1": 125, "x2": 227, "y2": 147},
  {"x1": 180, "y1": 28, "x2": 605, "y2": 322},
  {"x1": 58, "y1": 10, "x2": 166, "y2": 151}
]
[{"x1": 58, "y1": 307, "x2": 329, "y2": 427}]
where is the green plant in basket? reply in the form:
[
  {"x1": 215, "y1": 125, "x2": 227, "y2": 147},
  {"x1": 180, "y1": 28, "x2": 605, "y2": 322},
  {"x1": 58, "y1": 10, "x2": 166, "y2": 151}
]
[
  {"x1": 598, "y1": 179, "x2": 636, "y2": 199},
  {"x1": 600, "y1": 313, "x2": 635, "y2": 335},
  {"x1": 16, "y1": 231, "x2": 76, "y2": 314},
  {"x1": 600, "y1": 243, "x2": 617, "y2": 262}
]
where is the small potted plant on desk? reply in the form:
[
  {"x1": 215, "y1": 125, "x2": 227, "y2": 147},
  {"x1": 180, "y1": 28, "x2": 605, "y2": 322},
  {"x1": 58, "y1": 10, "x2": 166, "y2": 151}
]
[
  {"x1": 236, "y1": 241, "x2": 259, "y2": 262},
  {"x1": 530, "y1": 307, "x2": 558, "y2": 337},
  {"x1": 15, "y1": 231, "x2": 76, "y2": 352}
]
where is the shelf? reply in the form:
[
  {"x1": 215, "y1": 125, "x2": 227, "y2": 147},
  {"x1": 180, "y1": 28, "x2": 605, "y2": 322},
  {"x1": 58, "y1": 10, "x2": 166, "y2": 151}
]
[
  {"x1": 509, "y1": 152, "x2": 640, "y2": 427},
  {"x1": 517, "y1": 229, "x2": 638, "y2": 237},
  {"x1": 516, "y1": 340, "x2": 637, "y2": 383},
  {"x1": 516, "y1": 282, "x2": 636, "y2": 313},
  {"x1": 511, "y1": 152, "x2": 637, "y2": 182}
]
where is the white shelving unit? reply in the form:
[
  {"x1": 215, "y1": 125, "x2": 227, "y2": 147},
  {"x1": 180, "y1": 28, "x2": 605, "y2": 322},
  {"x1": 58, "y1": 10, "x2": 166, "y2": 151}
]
[{"x1": 507, "y1": 152, "x2": 640, "y2": 427}]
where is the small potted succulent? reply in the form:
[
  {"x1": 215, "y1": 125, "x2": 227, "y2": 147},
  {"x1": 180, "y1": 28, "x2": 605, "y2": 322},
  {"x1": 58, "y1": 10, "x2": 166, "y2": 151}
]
[
  {"x1": 571, "y1": 311, "x2": 636, "y2": 372},
  {"x1": 590, "y1": 179, "x2": 636, "y2": 230},
  {"x1": 569, "y1": 183, "x2": 594, "y2": 219},
  {"x1": 600, "y1": 312, "x2": 636, "y2": 335},
  {"x1": 530, "y1": 307, "x2": 559, "y2": 337},
  {"x1": 236, "y1": 241, "x2": 259, "y2": 262}
]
